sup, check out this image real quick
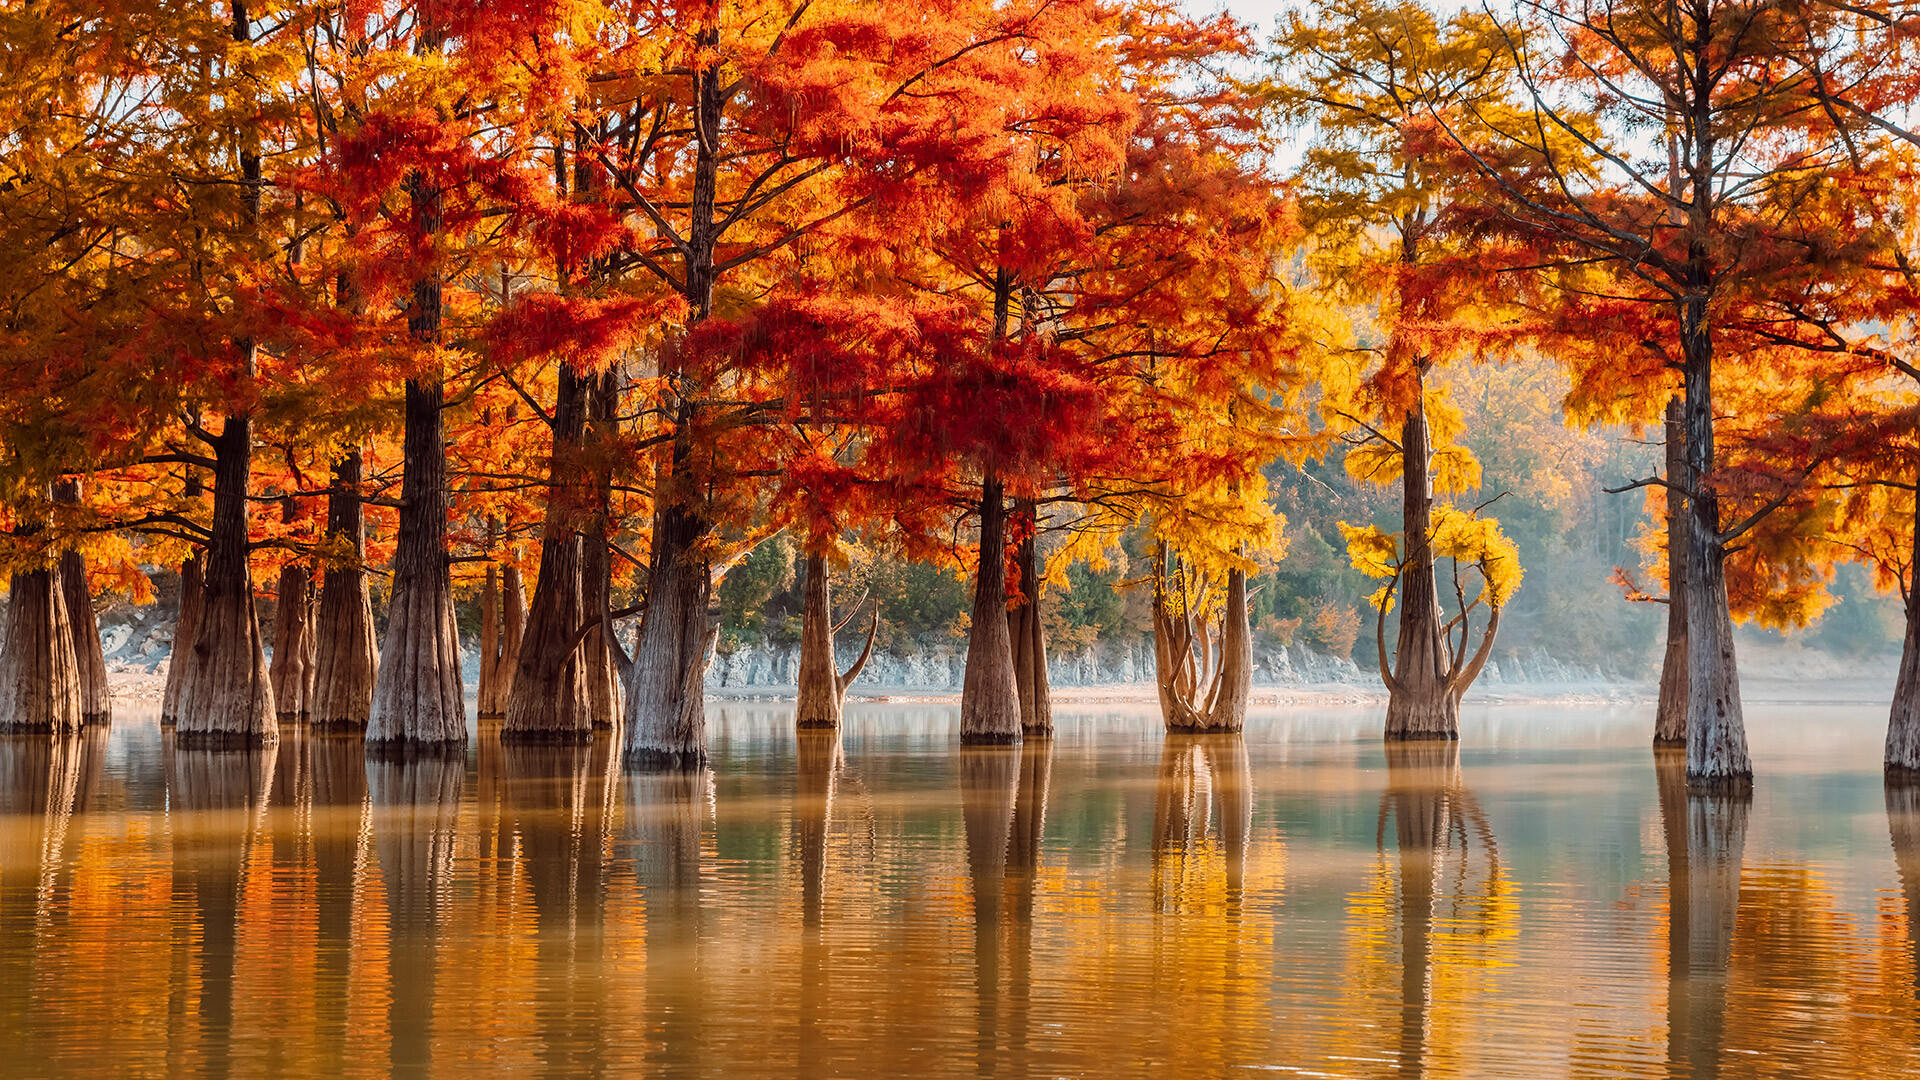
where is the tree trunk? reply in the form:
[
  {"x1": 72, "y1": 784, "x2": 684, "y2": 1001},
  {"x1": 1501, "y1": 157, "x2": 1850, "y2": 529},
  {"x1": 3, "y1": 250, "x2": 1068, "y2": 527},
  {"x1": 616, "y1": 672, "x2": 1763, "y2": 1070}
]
[
  {"x1": 0, "y1": 567, "x2": 83, "y2": 734},
  {"x1": 1207, "y1": 569, "x2": 1253, "y2": 733},
  {"x1": 1888, "y1": 471, "x2": 1920, "y2": 773},
  {"x1": 505, "y1": 366, "x2": 592, "y2": 745},
  {"x1": 160, "y1": 550, "x2": 204, "y2": 727},
  {"x1": 1679, "y1": 299, "x2": 1751, "y2": 786},
  {"x1": 368, "y1": 168, "x2": 464, "y2": 751},
  {"x1": 961, "y1": 477, "x2": 1021, "y2": 744},
  {"x1": 269, "y1": 499, "x2": 317, "y2": 723},
  {"x1": 52, "y1": 480, "x2": 108, "y2": 725},
  {"x1": 583, "y1": 368, "x2": 621, "y2": 729},
  {"x1": 1385, "y1": 374, "x2": 1457, "y2": 740},
  {"x1": 1656, "y1": 747, "x2": 1747, "y2": 1078},
  {"x1": 478, "y1": 565, "x2": 502, "y2": 718},
  {"x1": 311, "y1": 450, "x2": 377, "y2": 732},
  {"x1": 1006, "y1": 498, "x2": 1052, "y2": 738},
  {"x1": 796, "y1": 553, "x2": 844, "y2": 730},
  {"x1": 172, "y1": 416, "x2": 277, "y2": 748},
  {"x1": 1656, "y1": 396, "x2": 1690, "y2": 746},
  {"x1": 623, "y1": 494, "x2": 714, "y2": 768}
]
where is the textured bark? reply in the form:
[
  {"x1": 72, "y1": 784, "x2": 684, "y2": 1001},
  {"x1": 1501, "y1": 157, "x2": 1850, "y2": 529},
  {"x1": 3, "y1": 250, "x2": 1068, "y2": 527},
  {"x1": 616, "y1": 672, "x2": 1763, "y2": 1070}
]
[
  {"x1": 623, "y1": 496, "x2": 715, "y2": 767},
  {"x1": 369, "y1": 750, "x2": 464, "y2": 1075},
  {"x1": 794, "y1": 554, "x2": 877, "y2": 730},
  {"x1": 269, "y1": 502, "x2": 318, "y2": 723},
  {"x1": 795, "y1": 728, "x2": 840, "y2": 926},
  {"x1": 172, "y1": 416, "x2": 277, "y2": 748},
  {"x1": 1006, "y1": 499, "x2": 1052, "y2": 739},
  {"x1": 506, "y1": 366, "x2": 592, "y2": 744},
  {"x1": 961, "y1": 477, "x2": 1021, "y2": 745},
  {"x1": 1153, "y1": 551, "x2": 1251, "y2": 733},
  {"x1": 1680, "y1": 303, "x2": 1751, "y2": 787},
  {"x1": 367, "y1": 380, "x2": 465, "y2": 750},
  {"x1": 1656, "y1": 747, "x2": 1748, "y2": 1077},
  {"x1": 0, "y1": 567, "x2": 82, "y2": 734},
  {"x1": 52, "y1": 481, "x2": 108, "y2": 725},
  {"x1": 583, "y1": 368, "x2": 622, "y2": 729},
  {"x1": 310, "y1": 451, "x2": 377, "y2": 732},
  {"x1": 160, "y1": 551, "x2": 205, "y2": 727},
  {"x1": 1655, "y1": 396, "x2": 1690, "y2": 746},
  {"x1": 478, "y1": 565, "x2": 502, "y2": 718},
  {"x1": 1888, "y1": 475, "x2": 1920, "y2": 773},
  {"x1": 1384, "y1": 382, "x2": 1457, "y2": 740}
]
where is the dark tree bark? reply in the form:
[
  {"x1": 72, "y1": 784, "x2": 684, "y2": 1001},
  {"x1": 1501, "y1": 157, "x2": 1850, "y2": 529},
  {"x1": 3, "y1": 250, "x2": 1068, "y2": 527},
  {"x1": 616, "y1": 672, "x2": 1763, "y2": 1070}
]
[
  {"x1": 478, "y1": 565, "x2": 503, "y2": 718},
  {"x1": 310, "y1": 451, "x2": 377, "y2": 732},
  {"x1": 160, "y1": 549, "x2": 205, "y2": 728},
  {"x1": 794, "y1": 553, "x2": 877, "y2": 730},
  {"x1": 1384, "y1": 378, "x2": 1456, "y2": 740},
  {"x1": 1656, "y1": 748, "x2": 1748, "y2": 1076},
  {"x1": 583, "y1": 368, "x2": 622, "y2": 730},
  {"x1": 1680, "y1": 296, "x2": 1752, "y2": 787},
  {"x1": 268, "y1": 499, "x2": 317, "y2": 724},
  {"x1": 1656, "y1": 396, "x2": 1690, "y2": 747},
  {"x1": 52, "y1": 480, "x2": 109, "y2": 725},
  {"x1": 0, "y1": 566, "x2": 83, "y2": 734},
  {"x1": 623, "y1": 493, "x2": 716, "y2": 768},
  {"x1": 172, "y1": 416, "x2": 277, "y2": 748},
  {"x1": 1006, "y1": 498, "x2": 1052, "y2": 739},
  {"x1": 1888, "y1": 463, "x2": 1920, "y2": 773},
  {"x1": 961, "y1": 477, "x2": 1021, "y2": 745},
  {"x1": 506, "y1": 366, "x2": 592, "y2": 745}
]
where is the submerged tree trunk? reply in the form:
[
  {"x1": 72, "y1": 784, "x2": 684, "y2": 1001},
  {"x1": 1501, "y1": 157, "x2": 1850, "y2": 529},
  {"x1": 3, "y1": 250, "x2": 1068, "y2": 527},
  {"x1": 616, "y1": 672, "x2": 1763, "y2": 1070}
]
[
  {"x1": 52, "y1": 480, "x2": 108, "y2": 725},
  {"x1": 1679, "y1": 299, "x2": 1751, "y2": 786},
  {"x1": 1006, "y1": 498, "x2": 1052, "y2": 738},
  {"x1": 269, "y1": 499, "x2": 317, "y2": 724},
  {"x1": 961, "y1": 477, "x2": 1021, "y2": 744},
  {"x1": 1887, "y1": 464, "x2": 1920, "y2": 773},
  {"x1": 310, "y1": 451, "x2": 377, "y2": 732},
  {"x1": 1655, "y1": 396, "x2": 1690, "y2": 747},
  {"x1": 172, "y1": 416, "x2": 277, "y2": 748},
  {"x1": 506, "y1": 366, "x2": 591, "y2": 745},
  {"x1": 0, "y1": 567, "x2": 82, "y2": 734},
  {"x1": 160, "y1": 547, "x2": 205, "y2": 728},
  {"x1": 623, "y1": 493, "x2": 715, "y2": 768},
  {"x1": 794, "y1": 553, "x2": 877, "y2": 730},
  {"x1": 1153, "y1": 552, "x2": 1252, "y2": 734},
  {"x1": 1384, "y1": 374, "x2": 1456, "y2": 740}
]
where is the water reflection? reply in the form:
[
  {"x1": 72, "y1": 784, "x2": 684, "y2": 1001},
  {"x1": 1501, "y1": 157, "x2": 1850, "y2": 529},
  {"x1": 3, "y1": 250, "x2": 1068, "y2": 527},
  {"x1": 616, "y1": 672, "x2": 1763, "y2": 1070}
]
[
  {"x1": 1890, "y1": 776, "x2": 1920, "y2": 1005},
  {"x1": 369, "y1": 750, "x2": 462, "y2": 1077},
  {"x1": 1153, "y1": 734, "x2": 1250, "y2": 912},
  {"x1": 1655, "y1": 748, "x2": 1747, "y2": 1079},
  {"x1": 625, "y1": 759, "x2": 712, "y2": 1074},
  {"x1": 309, "y1": 735, "x2": 367, "y2": 1074}
]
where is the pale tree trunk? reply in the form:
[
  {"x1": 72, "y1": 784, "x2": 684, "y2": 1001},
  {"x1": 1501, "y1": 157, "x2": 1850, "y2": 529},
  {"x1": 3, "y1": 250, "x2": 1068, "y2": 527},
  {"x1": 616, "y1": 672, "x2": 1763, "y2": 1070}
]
[
  {"x1": 623, "y1": 493, "x2": 715, "y2": 768},
  {"x1": 477, "y1": 565, "x2": 503, "y2": 718},
  {"x1": 0, "y1": 566, "x2": 82, "y2": 734},
  {"x1": 794, "y1": 553, "x2": 878, "y2": 730},
  {"x1": 1384, "y1": 373, "x2": 1456, "y2": 740},
  {"x1": 310, "y1": 451, "x2": 377, "y2": 732},
  {"x1": 52, "y1": 480, "x2": 108, "y2": 725},
  {"x1": 368, "y1": 178, "x2": 464, "y2": 751},
  {"x1": 268, "y1": 499, "x2": 317, "y2": 723},
  {"x1": 1208, "y1": 570, "x2": 1253, "y2": 733},
  {"x1": 961, "y1": 477, "x2": 1021, "y2": 744},
  {"x1": 1006, "y1": 498, "x2": 1052, "y2": 738},
  {"x1": 1152, "y1": 552, "x2": 1251, "y2": 733},
  {"x1": 1655, "y1": 396, "x2": 1690, "y2": 746},
  {"x1": 1679, "y1": 298, "x2": 1751, "y2": 786},
  {"x1": 1887, "y1": 468, "x2": 1920, "y2": 773},
  {"x1": 506, "y1": 366, "x2": 591, "y2": 744},
  {"x1": 172, "y1": 416, "x2": 277, "y2": 748},
  {"x1": 160, "y1": 548, "x2": 205, "y2": 727},
  {"x1": 1656, "y1": 747, "x2": 1747, "y2": 1077}
]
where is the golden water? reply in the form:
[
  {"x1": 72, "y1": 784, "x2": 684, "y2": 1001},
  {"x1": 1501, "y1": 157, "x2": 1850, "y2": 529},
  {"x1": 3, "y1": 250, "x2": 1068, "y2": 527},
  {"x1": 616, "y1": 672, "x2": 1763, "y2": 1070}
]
[{"x1": 2, "y1": 702, "x2": 1917, "y2": 1078}]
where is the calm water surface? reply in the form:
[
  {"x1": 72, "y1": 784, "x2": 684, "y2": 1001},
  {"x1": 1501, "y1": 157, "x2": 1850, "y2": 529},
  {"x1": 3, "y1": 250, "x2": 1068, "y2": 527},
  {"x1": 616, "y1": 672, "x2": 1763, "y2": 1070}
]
[{"x1": 2, "y1": 701, "x2": 1917, "y2": 1078}]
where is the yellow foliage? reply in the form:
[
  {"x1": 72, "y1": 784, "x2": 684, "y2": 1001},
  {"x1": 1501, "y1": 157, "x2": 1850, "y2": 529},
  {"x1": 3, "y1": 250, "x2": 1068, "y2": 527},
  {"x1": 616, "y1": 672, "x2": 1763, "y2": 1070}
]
[{"x1": 1340, "y1": 505, "x2": 1522, "y2": 612}]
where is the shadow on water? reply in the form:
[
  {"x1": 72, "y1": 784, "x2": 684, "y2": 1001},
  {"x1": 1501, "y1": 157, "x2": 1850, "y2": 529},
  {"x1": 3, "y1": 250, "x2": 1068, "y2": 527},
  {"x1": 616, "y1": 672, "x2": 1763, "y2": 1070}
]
[
  {"x1": 1379, "y1": 740, "x2": 1502, "y2": 1080},
  {"x1": 164, "y1": 738, "x2": 276, "y2": 1080},
  {"x1": 1656, "y1": 747, "x2": 1748, "y2": 1080},
  {"x1": 368, "y1": 747, "x2": 463, "y2": 1079}
]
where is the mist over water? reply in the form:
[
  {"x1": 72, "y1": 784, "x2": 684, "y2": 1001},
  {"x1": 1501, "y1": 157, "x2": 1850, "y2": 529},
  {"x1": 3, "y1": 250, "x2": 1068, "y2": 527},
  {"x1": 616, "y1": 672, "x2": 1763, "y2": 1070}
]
[{"x1": 1, "y1": 701, "x2": 1916, "y2": 1078}]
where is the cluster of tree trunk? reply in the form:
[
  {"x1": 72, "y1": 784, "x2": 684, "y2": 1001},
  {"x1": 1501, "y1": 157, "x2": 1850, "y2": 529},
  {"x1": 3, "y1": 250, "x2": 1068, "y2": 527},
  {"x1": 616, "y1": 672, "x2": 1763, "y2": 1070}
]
[
  {"x1": 956, "y1": 485, "x2": 1058, "y2": 744},
  {"x1": 1151, "y1": 545, "x2": 1253, "y2": 734},
  {"x1": 0, "y1": 520, "x2": 94, "y2": 735},
  {"x1": 268, "y1": 499, "x2": 318, "y2": 724},
  {"x1": 310, "y1": 451, "x2": 378, "y2": 732},
  {"x1": 476, "y1": 563, "x2": 526, "y2": 719}
]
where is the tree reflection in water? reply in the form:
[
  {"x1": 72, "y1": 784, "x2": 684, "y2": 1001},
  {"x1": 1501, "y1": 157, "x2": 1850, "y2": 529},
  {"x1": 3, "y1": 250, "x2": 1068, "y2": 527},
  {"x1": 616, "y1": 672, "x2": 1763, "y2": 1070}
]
[
  {"x1": 1890, "y1": 775, "x2": 1920, "y2": 1013},
  {"x1": 1153, "y1": 734, "x2": 1251, "y2": 914},
  {"x1": 369, "y1": 748, "x2": 463, "y2": 1078},
  {"x1": 1655, "y1": 748, "x2": 1747, "y2": 1079},
  {"x1": 1378, "y1": 740, "x2": 1503, "y2": 1080},
  {"x1": 625, "y1": 760, "x2": 712, "y2": 1074},
  {"x1": 308, "y1": 734, "x2": 367, "y2": 1073},
  {"x1": 165, "y1": 740, "x2": 276, "y2": 1080}
]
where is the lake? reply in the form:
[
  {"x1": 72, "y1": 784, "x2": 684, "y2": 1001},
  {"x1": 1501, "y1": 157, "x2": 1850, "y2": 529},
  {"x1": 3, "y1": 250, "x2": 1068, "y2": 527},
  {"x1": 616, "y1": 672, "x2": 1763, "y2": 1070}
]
[{"x1": 0, "y1": 700, "x2": 1915, "y2": 1078}]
